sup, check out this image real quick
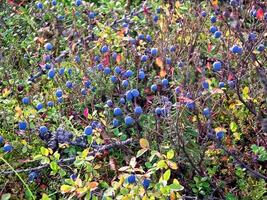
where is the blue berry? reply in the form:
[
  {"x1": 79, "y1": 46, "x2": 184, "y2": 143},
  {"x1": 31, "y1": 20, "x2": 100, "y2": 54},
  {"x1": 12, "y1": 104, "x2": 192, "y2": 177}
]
[
  {"x1": 143, "y1": 179, "x2": 151, "y2": 189},
  {"x1": 151, "y1": 48, "x2": 158, "y2": 56},
  {"x1": 214, "y1": 31, "x2": 222, "y2": 38},
  {"x1": 202, "y1": 81, "x2": 209, "y2": 89},
  {"x1": 138, "y1": 71, "x2": 146, "y2": 80},
  {"x1": 101, "y1": 45, "x2": 108, "y2": 53},
  {"x1": 153, "y1": 15, "x2": 159, "y2": 22},
  {"x1": 97, "y1": 63, "x2": 104, "y2": 71},
  {"x1": 51, "y1": 0, "x2": 57, "y2": 6},
  {"x1": 36, "y1": 2, "x2": 43, "y2": 9},
  {"x1": 231, "y1": 45, "x2": 243, "y2": 54},
  {"x1": 201, "y1": 11, "x2": 207, "y2": 17},
  {"x1": 47, "y1": 101, "x2": 54, "y2": 107},
  {"x1": 124, "y1": 116, "x2": 134, "y2": 126},
  {"x1": 166, "y1": 57, "x2": 171, "y2": 65},
  {"x1": 210, "y1": 16, "x2": 217, "y2": 23},
  {"x1": 0, "y1": 136, "x2": 4, "y2": 144},
  {"x1": 248, "y1": 33, "x2": 256, "y2": 42},
  {"x1": 106, "y1": 100, "x2": 113, "y2": 107},
  {"x1": 84, "y1": 126, "x2": 93, "y2": 136},
  {"x1": 170, "y1": 46, "x2": 176, "y2": 52},
  {"x1": 85, "y1": 80, "x2": 91, "y2": 88},
  {"x1": 94, "y1": 55, "x2": 100, "y2": 62},
  {"x1": 3, "y1": 144, "x2": 13, "y2": 152},
  {"x1": 44, "y1": 43, "x2": 53, "y2": 51},
  {"x1": 112, "y1": 118, "x2": 120, "y2": 127},
  {"x1": 161, "y1": 79, "x2": 169, "y2": 86},
  {"x1": 75, "y1": 0, "x2": 82, "y2": 6},
  {"x1": 228, "y1": 80, "x2": 236, "y2": 88},
  {"x1": 203, "y1": 107, "x2": 210, "y2": 117},
  {"x1": 22, "y1": 97, "x2": 30, "y2": 104},
  {"x1": 68, "y1": 68, "x2": 73, "y2": 75},
  {"x1": 141, "y1": 55, "x2": 148, "y2": 62},
  {"x1": 186, "y1": 102, "x2": 195, "y2": 110},
  {"x1": 36, "y1": 103, "x2": 43, "y2": 111},
  {"x1": 45, "y1": 63, "x2": 51, "y2": 70},
  {"x1": 138, "y1": 34, "x2": 145, "y2": 40},
  {"x1": 134, "y1": 106, "x2": 143, "y2": 115},
  {"x1": 66, "y1": 81, "x2": 73, "y2": 89},
  {"x1": 175, "y1": 86, "x2": 181, "y2": 94},
  {"x1": 151, "y1": 84, "x2": 157, "y2": 92},
  {"x1": 213, "y1": 61, "x2": 222, "y2": 72},
  {"x1": 55, "y1": 89, "x2": 63, "y2": 98},
  {"x1": 112, "y1": 52, "x2": 117, "y2": 60},
  {"x1": 39, "y1": 126, "x2": 48, "y2": 135},
  {"x1": 127, "y1": 175, "x2": 136, "y2": 184},
  {"x1": 113, "y1": 107, "x2": 122, "y2": 116},
  {"x1": 74, "y1": 55, "x2": 80, "y2": 63},
  {"x1": 110, "y1": 76, "x2": 118, "y2": 83},
  {"x1": 257, "y1": 44, "x2": 265, "y2": 52},
  {"x1": 81, "y1": 88, "x2": 87, "y2": 96},
  {"x1": 114, "y1": 66, "x2": 121, "y2": 74},
  {"x1": 216, "y1": 131, "x2": 224, "y2": 140},
  {"x1": 209, "y1": 26, "x2": 218, "y2": 34},
  {"x1": 131, "y1": 89, "x2": 140, "y2": 97},
  {"x1": 125, "y1": 70, "x2": 133, "y2": 78},
  {"x1": 28, "y1": 172, "x2": 38, "y2": 182},
  {"x1": 146, "y1": 35, "x2": 152, "y2": 42},
  {"x1": 57, "y1": 97, "x2": 63, "y2": 103},
  {"x1": 48, "y1": 69, "x2": 55, "y2": 79},
  {"x1": 88, "y1": 12, "x2": 95, "y2": 19},
  {"x1": 155, "y1": 107, "x2": 162, "y2": 115},
  {"x1": 125, "y1": 90, "x2": 133, "y2": 101},
  {"x1": 219, "y1": 82, "x2": 225, "y2": 88},
  {"x1": 104, "y1": 67, "x2": 111, "y2": 75},
  {"x1": 19, "y1": 121, "x2": 27, "y2": 130},
  {"x1": 59, "y1": 67, "x2": 65, "y2": 75},
  {"x1": 122, "y1": 80, "x2": 129, "y2": 87},
  {"x1": 70, "y1": 174, "x2": 77, "y2": 180}
]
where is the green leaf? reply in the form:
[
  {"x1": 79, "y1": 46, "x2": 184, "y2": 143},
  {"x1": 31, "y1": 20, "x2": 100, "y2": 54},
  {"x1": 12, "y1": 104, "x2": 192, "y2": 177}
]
[
  {"x1": 41, "y1": 193, "x2": 51, "y2": 200},
  {"x1": 40, "y1": 147, "x2": 49, "y2": 156},
  {"x1": 157, "y1": 160, "x2": 167, "y2": 169},
  {"x1": 169, "y1": 183, "x2": 184, "y2": 191},
  {"x1": 50, "y1": 161, "x2": 59, "y2": 172},
  {"x1": 1, "y1": 193, "x2": 11, "y2": 200},
  {"x1": 136, "y1": 148, "x2": 148, "y2": 158},
  {"x1": 60, "y1": 185, "x2": 75, "y2": 193},
  {"x1": 167, "y1": 149, "x2": 175, "y2": 160},
  {"x1": 163, "y1": 169, "x2": 171, "y2": 181},
  {"x1": 230, "y1": 122, "x2": 238, "y2": 132}
]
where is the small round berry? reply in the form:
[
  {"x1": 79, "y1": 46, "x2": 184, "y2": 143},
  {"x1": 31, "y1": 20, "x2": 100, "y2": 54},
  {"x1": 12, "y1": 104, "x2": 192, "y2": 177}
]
[
  {"x1": 175, "y1": 86, "x2": 181, "y2": 94},
  {"x1": 101, "y1": 45, "x2": 108, "y2": 53},
  {"x1": 257, "y1": 44, "x2": 265, "y2": 52},
  {"x1": 210, "y1": 16, "x2": 217, "y2": 23},
  {"x1": 85, "y1": 80, "x2": 91, "y2": 88},
  {"x1": 219, "y1": 82, "x2": 225, "y2": 88},
  {"x1": 151, "y1": 84, "x2": 158, "y2": 92},
  {"x1": 48, "y1": 69, "x2": 55, "y2": 79},
  {"x1": 114, "y1": 66, "x2": 121, "y2": 74},
  {"x1": 119, "y1": 98, "x2": 126, "y2": 105},
  {"x1": 153, "y1": 15, "x2": 159, "y2": 22},
  {"x1": 81, "y1": 88, "x2": 87, "y2": 96},
  {"x1": 125, "y1": 90, "x2": 133, "y2": 101},
  {"x1": 55, "y1": 89, "x2": 63, "y2": 98},
  {"x1": 94, "y1": 55, "x2": 100, "y2": 62},
  {"x1": 146, "y1": 35, "x2": 152, "y2": 42},
  {"x1": 88, "y1": 12, "x2": 95, "y2": 19},
  {"x1": 28, "y1": 172, "x2": 38, "y2": 182},
  {"x1": 57, "y1": 97, "x2": 63, "y2": 103},
  {"x1": 3, "y1": 144, "x2": 13, "y2": 152},
  {"x1": 51, "y1": 0, "x2": 57, "y2": 6},
  {"x1": 36, "y1": 2, "x2": 43, "y2": 9},
  {"x1": 44, "y1": 43, "x2": 53, "y2": 51},
  {"x1": 141, "y1": 55, "x2": 148, "y2": 62},
  {"x1": 70, "y1": 174, "x2": 77, "y2": 180},
  {"x1": 203, "y1": 107, "x2": 211, "y2": 117},
  {"x1": 127, "y1": 174, "x2": 136, "y2": 184},
  {"x1": 134, "y1": 106, "x2": 143, "y2": 115},
  {"x1": 248, "y1": 33, "x2": 256, "y2": 42},
  {"x1": 131, "y1": 89, "x2": 140, "y2": 97},
  {"x1": 122, "y1": 80, "x2": 129, "y2": 87},
  {"x1": 166, "y1": 57, "x2": 171, "y2": 65},
  {"x1": 75, "y1": 0, "x2": 82, "y2": 6},
  {"x1": 202, "y1": 81, "x2": 209, "y2": 89},
  {"x1": 201, "y1": 11, "x2": 207, "y2": 17},
  {"x1": 22, "y1": 97, "x2": 30, "y2": 105},
  {"x1": 138, "y1": 71, "x2": 146, "y2": 80},
  {"x1": 228, "y1": 80, "x2": 236, "y2": 88},
  {"x1": 66, "y1": 81, "x2": 73, "y2": 89},
  {"x1": 59, "y1": 67, "x2": 65, "y2": 75},
  {"x1": 47, "y1": 101, "x2": 54, "y2": 107},
  {"x1": 170, "y1": 46, "x2": 176, "y2": 52},
  {"x1": 97, "y1": 63, "x2": 104, "y2": 71},
  {"x1": 104, "y1": 67, "x2": 111, "y2": 75},
  {"x1": 112, "y1": 118, "x2": 120, "y2": 127},
  {"x1": 113, "y1": 107, "x2": 122, "y2": 116},
  {"x1": 216, "y1": 131, "x2": 224, "y2": 140},
  {"x1": 209, "y1": 26, "x2": 218, "y2": 34},
  {"x1": 213, "y1": 61, "x2": 222, "y2": 72},
  {"x1": 186, "y1": 102, "x2": 195, "y2": 110},
  {"x1": 39, "y1": 126, "x2": 48, "y2": 136},
  {"x1": 125, "y1": 70, "x2": 133, "y2": 78},
  {"x1": 151, "y1": 48, "x2": 158, "y2": 56},
  {"x1": 0, "y1": 136, "x2": 4, "y2": 145},
  {"x1": 142, "y1": 179, "x2": 151, "y2": 189},
  {"x1": 161, "y1": 79, "x2": 169, "y2": 86},
  {"x1": 231, "y1": 45, "x2": 243, "y2": 54},
  {"x1": 84, "y1": 126, "x2": 93, "y2": 136},
  {"x1": 36, "y1": 103, "x2": 43, "y2": 111},
  {"x1": 110, "y1": 76, "x2": 118, "y2": 83},
  {"x1": 155, "y1": 107, "x2": 162, "y2": 115},
  {"x1": 106, "y1": 100, "x2": 113, "y2": 107},
  {"x1": 19, "y1": 121, "x2": 27, "y2": 130},
  {"x1": 138, "y1": 34, "x2": 145, "y2": 40},
  {"x1": 214, "y1": 31, "x2": 222, "y2": 38},
  {"x1": 124, "y1": 116, "x2": 134, "y2": 126}
]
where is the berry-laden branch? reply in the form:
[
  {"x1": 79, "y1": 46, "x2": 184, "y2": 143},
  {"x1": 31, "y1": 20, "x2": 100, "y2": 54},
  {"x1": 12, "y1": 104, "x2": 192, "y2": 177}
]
[{"x1": 1, "y1": 138, "x2": 133, "y2": 175}]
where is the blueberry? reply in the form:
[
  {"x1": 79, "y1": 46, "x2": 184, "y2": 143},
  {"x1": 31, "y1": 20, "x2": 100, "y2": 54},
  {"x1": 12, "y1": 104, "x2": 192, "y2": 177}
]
[
  {"x1": 153, "y1": 15, "x2": 159, "y2": 22},
  {"x1": 125, "y1": 70, "x2": 133, "y2": 78},
  {"x1": 59, "y1": 67, "x2": 65, "y2": 75},
  {"x1": 170, "y1": 46, "x2": 176, "y2": 52},
  {"x1": 47, "y1": 101, "x2": 54, "y2": 107},
  {"x1": 131, "y1": 89, "x2": 140, "y2": 97},
  {"x1": 44, "y1": 43, "x2": 53, "y2": 51},
  {"x1": 214, "y1": 31, "x2": 222, "y2": 38},
  {"x1": 248, "y1": 33, "x2": 256, "y2": 42},
  {"x1": 122, "y1": 80, "x2": 129, "y2": 87},
  {"x1": 231, "y1": 45, "x2": 242, "y2": 54},
  {"x1": 110, "y1": 76, "x2": 118, "y2": 83},
  {"x1": 84, "y1": 126, "x2": 93, "y2": 136},
  {"x1": 201, "y1": 11, "x2": 207, "y2": 17},
  {"x1": 124, "y1": 116, "x2": 134, "y2": 126},
  {"x1": 114, "y1": 107, "x2": 122, "y2": 116},
  {"x1": 0, "y1": 136, "x2": 4, "y2": 144},
  {"x1": 202, "y1": 81, "x2": 209, "y2": 89},
  {"x1": 151, "y1": 48, "x2": 158, "y2": 56},
  {"x1": 97, "y1": 63, "x2": 104, "y2": 71},
  {"x1": 166, "y1": 57, "x2": 171, "y2": 65},
  {"x1": 45, "y1": 63, "x2": 51, "y2": 70},
  {"x1": 127, "y1": 174, "x2": 136, "y2": 184},
  {"x1": 74, "y1": 55, "x2": 80, "y2": 63},
  {"x1": 219, "y1": 82, "x2": 225, "y2": 88},
  {"x1": 112, "y1": 118, "x2": 120, "y2": 127},
  {"x1": 101, "y1": 45, "x2": 108, "y2": 53},
  {"x1": 213, "y1": 61, "x2": 222, "y2": 72},
  {"x1": 104, "y1": 67, "x2": 111, "y2": 75},
  {"x1": 66, "y1": 81, "x2": 73, "y2": 89},
  {"x1": 151, "y1": 84, "x2": 158, "y2": 92},
  {"x1": 178, "y1": 61, "x2": 184, "y2": 68},
  {"x1": 57, "y1": 97, "x2": 63, "y2": 103},
  {"x1": 141, "y1": 55, "x2": 148, "y2": 62},
  {"x1": 257, "y1": 44, "x2": 265, "y2": 52},
  {"x1": 68, "y1": 68, "x2": 73, "y2": 75},
  {"x1": 70, "y1": 174, "x2": 77, "y2": 180},
  {"x1": 210, "y1": 16, "x2": 217, "y2": 23},
  {"x1": 85, "y1": 80, "x2": 91, "y2": 88},
  {"x1": 125, "y1": 90, "x2": 133, "y2": 101},
  {"x1": 36, "y1": 2, "x2": 43, "y2": 9},
  {"x1": 75, "y1": 0, "x2": 82, "y2": 6},
  {"x1": 36, "y1": 103, "x2": 43, "y2": 111},
  {"x1": 19, "y1": 121, "x2": 27, "y2": 130},
  {"x1": 175, "y1": 86, "x2": 181, "y2": 94},
  {"x1": 186, "y1": 102, "x2": 195, "y2": 110},
  {"x1": 88, "y1": 12, "x2": 95, "y2": 19},
  {"x1": 3, "y1": 144, "x2": 13, "y2": 152},
  {"x1": 106, "y1": 100, "x2": 113, "y2": 107},
  {"x1": 28, "y1": 172, "x2": 38, "y2": 182},
  {"x1": 48, "y1": 69, "x2": 55, "y2": 79},
  {"x1": 209, "y1": 26, "x2": 218, "y2": 34},
  {"x1": 161, "y1": 79, "x2": 169, "y2": 86},
  {"x1": 138, "y1": 34, "x2": 145, "y2": 40},
  {"x1": 114, "y1": 66, "x2": 121, "y2": 74},
  {"x1": 155, "y1": 107, "x2": 162, "y2": 115},
  {"x1": 156, "y1": 7, "x2": 161, "y2": 14},
  {"x1": 81, "y1": 88, "x2": 87, "y2": 96},
  {"x1": 230, "y1": 0, "x2": 238, "y2": 6},
  {"x1": 146, "y1": 35, "x2": 152, "y2": 42},
  {"x1": 39, "y1": 126, "x2": 48, "y2": 135},
  {"x1": 22, "y1": 97, "x2": 30, "y2": 104},
  {"x1": 122, "y1": 22, "x2": 128, "y2": 28},
  {"x1": 134, "y1": 106, "x2": 143, "y2": 115},
  {"x1": 51, "y1": 0, "x2": 57, "y2": 6},
  {"x1": 55, "y1": 89, "x2": 63, "y2": 98},
  {"x1": 119, "y1": 97, "x2": 126, "y2": 104},
  {"x1": 216, "y1": 131, "x2": 224, "y2": 140},
  {"x1": 143, "y1": 179, "x2": 150, "y2": 189},
  {"x1": 138, "y1": 71, "x2": 146, "y2": 80},
  {"x1": 94, "y1": 55, "x2": 100, "y2": 62},
  {"x1": 203, "y1": 107, "x2": 210, "y2": 117},
  {"x1": 228, "y1": 80, "x2": 236, "y2": 88},
  {"x1": 112, "y1": 52, "x2": 117, "y2": 60}
]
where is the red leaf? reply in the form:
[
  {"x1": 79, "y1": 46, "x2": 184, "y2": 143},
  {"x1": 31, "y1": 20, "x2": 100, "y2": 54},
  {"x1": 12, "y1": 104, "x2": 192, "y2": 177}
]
[
  {"x1": 83, "y1": 107, "x2": 89, "y2": 118},
  {"x1": 227, "y1": 73, "x2": 235, "y2": 81},
  {"x1": 208, "y1": 43, "x2": 212, "y2": 53},
  {"x1": 102, "y1": 53, "x2": 110, "y2": 66},
  {"x1": 256, "y1": 8, "x2": 264, "y2": 20}
]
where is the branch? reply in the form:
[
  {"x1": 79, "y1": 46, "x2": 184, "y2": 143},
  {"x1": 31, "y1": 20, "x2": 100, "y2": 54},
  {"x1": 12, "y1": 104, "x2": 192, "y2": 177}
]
[{"x1": 1, "y1": 138, "x2": 133, "y2": 175}]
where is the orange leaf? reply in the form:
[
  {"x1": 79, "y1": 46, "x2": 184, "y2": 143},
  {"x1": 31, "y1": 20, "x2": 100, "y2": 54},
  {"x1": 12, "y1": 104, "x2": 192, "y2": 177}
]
[
  {"x1": 140, "y1": 138, "x2": 150, "y2": 149},
  {"x1": 87, "y1": 182, "x2": 99, "y2": 190},
  {"x1": 211, "y1": 0, "x2": 218, "y2": 6},
  {"x1": 159, "y1": 69, "x2": 166, "y2": 77},
  {"x1": 116, "y1": 54, "x2": 122, "y2": 64},
  {"x1": 155, "y1": 57, "x2": 163, "y2": 68}
]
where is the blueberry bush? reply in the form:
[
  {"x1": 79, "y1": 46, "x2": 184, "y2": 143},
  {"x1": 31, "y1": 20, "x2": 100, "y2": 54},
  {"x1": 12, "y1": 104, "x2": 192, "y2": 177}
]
[{"x1": 0, "y1": 0, "x2": 266, "y2": 199}]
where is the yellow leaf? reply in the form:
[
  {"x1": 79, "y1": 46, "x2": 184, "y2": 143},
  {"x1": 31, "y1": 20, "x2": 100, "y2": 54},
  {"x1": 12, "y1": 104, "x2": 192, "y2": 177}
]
[
  {"x1": 175, "y1": 1, "x2": 180, "y2": 8},
  {"x1": 167, "y1": 149, "x2": 175, "y2": 160},
  {"x1": 167, "y1": 160, "x2": 178, "y2": 170},
  {"x1": 140, "y1": 138, "x2": 150, "y2": 149},
  {"x1": 60, "y1": 185, "x2": 75, "y2": 193},
  {"x1": 155, "y1": 57, "x2": 163, "y2": 68},
  {"x1": 2, "y1": 88, "x2": 11, "y2": 97}
]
